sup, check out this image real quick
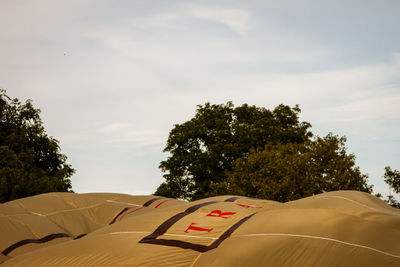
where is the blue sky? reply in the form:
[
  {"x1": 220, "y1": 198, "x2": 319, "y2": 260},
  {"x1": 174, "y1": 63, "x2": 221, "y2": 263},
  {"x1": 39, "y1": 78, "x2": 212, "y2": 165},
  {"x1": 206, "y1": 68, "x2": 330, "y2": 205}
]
[{"x1": 1, "y1": 0, "x2": 399, "y2": 196}]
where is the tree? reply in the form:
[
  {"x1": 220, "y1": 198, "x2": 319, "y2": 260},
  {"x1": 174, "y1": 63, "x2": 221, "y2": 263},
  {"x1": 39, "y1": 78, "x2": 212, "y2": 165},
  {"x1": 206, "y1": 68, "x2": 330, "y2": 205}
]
[
  {"x1": 383, "y1": 166, "x2": 400, "y2": 208},
  {"x1": 156, "y1": 102, "x2": 313, "y2": 200},
  {"x1": 213, "y1": 134, "x2": 372, "y2": 202},
  {"x1": 0, "y1": 90, "x2": 74, "y2": 203}
]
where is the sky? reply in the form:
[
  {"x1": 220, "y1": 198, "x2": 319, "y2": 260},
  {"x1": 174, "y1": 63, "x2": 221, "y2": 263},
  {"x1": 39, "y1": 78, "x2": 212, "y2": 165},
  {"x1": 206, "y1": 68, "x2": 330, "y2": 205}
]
[{"x1": 1, "y1": 0, "x2": 399, "y2": 197}]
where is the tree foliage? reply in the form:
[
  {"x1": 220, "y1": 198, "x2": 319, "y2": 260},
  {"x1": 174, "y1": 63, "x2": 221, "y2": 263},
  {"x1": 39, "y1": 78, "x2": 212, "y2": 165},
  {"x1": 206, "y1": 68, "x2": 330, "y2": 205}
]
[
  {"x1": 383, "y1": 166, "x2": 400, "y2": 208},
  {"x1": 156, "y1": 102, "x2": 373, "y2": 201},
  {"x1": 0, "y1": 90, "x2": 74, "y2": 203},
  {"x1": 214, "y1": 135, "x2": 372, "y2": 202},
  {"x1": 156, "y1": 102, "x2": 313, "y2": 200}
]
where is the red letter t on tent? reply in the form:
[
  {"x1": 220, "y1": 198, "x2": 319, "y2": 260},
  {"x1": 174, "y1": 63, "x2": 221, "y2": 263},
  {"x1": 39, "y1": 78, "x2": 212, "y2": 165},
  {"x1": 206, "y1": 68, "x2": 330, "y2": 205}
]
[{"x1": 184, "y1": 223, "x2": 213, "y2": 233}]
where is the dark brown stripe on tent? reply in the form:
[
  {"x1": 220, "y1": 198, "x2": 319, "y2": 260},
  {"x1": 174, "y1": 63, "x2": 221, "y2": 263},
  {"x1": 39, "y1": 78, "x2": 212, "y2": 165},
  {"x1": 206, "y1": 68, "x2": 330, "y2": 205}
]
[
  {"x1": 73, "y1": 233, "x2": 87, "y2": 240},
  {"x1": 141, "y1": 201, "x2": 218, "y2": 239},
  {"x1": 224, "y1": 196, "x2": 262, "y2": 202},
  {"x1": 224, "y1": 196, "x2": 243, "y2": 202},
  {"x1": 109, "y1": 207, "x2": 131, "y2": 225},
  {"x1": 142, "y1": 197, "x2": 165, "y2": 207},
  {"x1": 140, "y1": 212, "x2": 256, "y2": 252},
  {"x1": 109, "y1": 197, "x2": 165, "y2": 225},
  {"x1": 139, "y1": 200, "x2": 256, "y2": 252},
  {"x1": 206, "y1": 212, "x2": 256, "y2": 250},
  {"x1": 2, "y1": 233, "x2": 70, "y2": 256},
  {"x1": 140, "y1": 238, "x2": 210, "y2": 252}
]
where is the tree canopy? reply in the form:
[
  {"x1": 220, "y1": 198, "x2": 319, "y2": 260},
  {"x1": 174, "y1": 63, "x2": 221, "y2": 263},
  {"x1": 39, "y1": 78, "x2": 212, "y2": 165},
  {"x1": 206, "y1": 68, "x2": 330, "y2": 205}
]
[
  {"x1": 0, "y1": 90, "x2": 74, "y2": 203},
  {"x1": 214, "y1": 135, "x2": 372, "y2": 202},
  {"x1": 156, "y1": 102, "x2": 310, "y2": 200},
  {"x1": 155, "y1": 102, "x2": 372, "y2": 201},
  {"x1": 383, "y1": 166, "x2": 400, "y2": 208}
]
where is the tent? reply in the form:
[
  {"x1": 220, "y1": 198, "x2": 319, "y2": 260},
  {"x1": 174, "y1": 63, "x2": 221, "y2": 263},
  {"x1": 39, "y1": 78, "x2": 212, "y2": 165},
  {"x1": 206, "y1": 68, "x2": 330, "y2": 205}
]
[{"x1": 1, "y1": 191, "x2": 400, "y2": 266}]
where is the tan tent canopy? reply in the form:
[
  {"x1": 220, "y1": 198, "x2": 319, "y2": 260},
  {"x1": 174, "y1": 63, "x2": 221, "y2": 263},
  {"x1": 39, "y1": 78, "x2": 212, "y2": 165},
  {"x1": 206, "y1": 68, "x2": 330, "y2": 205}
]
[{"x1": 1, "y1": 191, "x2": 400, "y2": 266}]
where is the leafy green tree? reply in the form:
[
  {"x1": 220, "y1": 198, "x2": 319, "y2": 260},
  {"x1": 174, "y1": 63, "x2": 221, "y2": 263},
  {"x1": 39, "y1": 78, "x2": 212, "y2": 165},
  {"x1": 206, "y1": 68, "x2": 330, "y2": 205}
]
[
  {"x1": 214, "y1": 134, "x2": 372, "y2": 202},
  {"x1": 156, "y1": 102, "x2": 312, "y2": 200},
  {"x1": 0, "y1": 90, "x2": 74, "y2": 203},
  {"x1": 383, "y1": 166, "x2": 400, "y2": 208}
]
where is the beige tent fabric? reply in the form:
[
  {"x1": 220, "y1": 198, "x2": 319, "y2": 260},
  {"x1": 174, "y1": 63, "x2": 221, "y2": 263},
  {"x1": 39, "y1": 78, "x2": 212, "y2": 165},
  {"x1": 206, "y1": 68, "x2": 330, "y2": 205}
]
[{"x1": 1, "y1": 191, "x2": 399, "y2": 266}]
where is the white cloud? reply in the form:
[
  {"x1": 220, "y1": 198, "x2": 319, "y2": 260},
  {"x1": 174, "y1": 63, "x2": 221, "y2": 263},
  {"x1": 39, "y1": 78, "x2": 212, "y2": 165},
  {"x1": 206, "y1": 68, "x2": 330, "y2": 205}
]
[
  {"x1": 131, "y1": 13, "x2": 180, "y2": 29},
  {"x1": 163, "y1": 52, "x2": 400, "y2": 111},
  {"x1": 188, "y1": 6, "x2": 251, "y2": 35},
  {"x1": 331, "y1": 94, "x2": 400, "y2": 121},
  {"x1": 99, "y1": 123, "x2": 134, "y2": 133},
  {"x1": 126, "y1": 4, "x2": 252, "y2": 35},
  {"x1": 99, "y1": 123, "x2": 167, "y2": 146},
  {"x1": 109, "y1": 130, "x2": 166, "y2": 145}
]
